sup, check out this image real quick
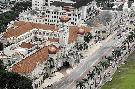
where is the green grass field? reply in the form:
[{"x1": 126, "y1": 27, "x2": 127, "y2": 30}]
[{"x1": 102, "y1": 51, "x2": 135, "y2": 89}]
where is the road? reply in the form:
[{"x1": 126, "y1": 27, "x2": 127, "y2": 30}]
[
  {"x1": 52, "y1": 31, "x2": 120, "y2": 89},
  {"x1": 51, "y1": 26, "x2": 131, "y2": 89}
]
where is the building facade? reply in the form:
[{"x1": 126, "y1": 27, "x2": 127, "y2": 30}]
[
  {"x1": 19, "y1": 0, "x2": 99, "y2": 26},
  {"x1": 0, "y1": 18, "x2": 91, "y2": 88}
]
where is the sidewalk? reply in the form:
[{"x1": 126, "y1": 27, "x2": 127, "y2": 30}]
[
  {"x1": 38, "y1": 72, "x2": 64, "y2": 89},
  {"x1": 82, "y1": 42, "x2": 102, "y2": 59}
]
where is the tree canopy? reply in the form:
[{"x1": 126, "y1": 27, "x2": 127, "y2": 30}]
[
  {"x1": 0, "y1": 60, "x2": 33, "y2": 89},
  {"x1": 0, "y1": 1, "x2": 31, "y2": 33}
]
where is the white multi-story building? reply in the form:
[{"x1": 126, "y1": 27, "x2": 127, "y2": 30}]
[
  {"x1": 0, "y1": 16, "x2": 91, "y2": 88},
  {"x1": 0, "y1": 0, "x2": 123, "y2": 88},
  {"x1": 19, "y1": 0, "x2": 98, "y2": 26}
]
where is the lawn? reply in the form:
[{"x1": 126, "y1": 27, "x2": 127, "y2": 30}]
[{"x1": 101, "y1": 51, "x2": 135, "y2": 89}]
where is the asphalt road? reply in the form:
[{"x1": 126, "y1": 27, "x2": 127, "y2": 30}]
[
  {"x1": 53, "y1": 34, "x2": 119, "y2": 89},
  {"x1": 52, "y1": 28, "x2": 130, "y2": 89}
]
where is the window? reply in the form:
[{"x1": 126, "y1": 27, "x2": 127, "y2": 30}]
[
  {"x1": 68, "y1": 14, "x2": 71, "y2": 16},
  {"x1": 39, "y1": 32, "x2": 42, "y2": 35},
  {"x1": 43, "y1": 32, "x2": 46, "y2": 35},
  {"x1": 54, "y1": 34, "x2": 57, "y2": 37},
  {"x1": 71, "y1": 22, "x2": 74, "y2": 25},
  {"x1": 46, "y1": 33, "x2": 49, "y2": 36},
  {"x1": 50, "y1": 33, "x2": 53, "y2": 36},
  {"x1": 35, "y1": 84, "x2": 38, "y2": 88}
]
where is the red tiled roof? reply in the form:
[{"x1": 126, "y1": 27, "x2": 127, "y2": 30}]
[
  {"x1": 14, "y1": 21, "x2": 26, "y2": 26},
  {"x1": 11, "y1": 46, "x2": 49, "y2": 74},
  {"x1": 4, "y1": 22, "x2": 33, "y2": 38},
  {"x1": 68, "y1": 26, "x2": 91, "y2": 44},
  {"x1": 32, "y1": 23, "x2": 58, "y2": 31},
  {"x1": 3, "y1": 21, "x2": 58, "y2": 38},
  {"x1": 68, "y1": 26, "x2": 78, "y2": 44},
  {"x1": 20, "y1": 42, "x2": 35, "y2": 49},
  {"x1": 48, "y1": 38, "x2": 59, "y2": 42}
]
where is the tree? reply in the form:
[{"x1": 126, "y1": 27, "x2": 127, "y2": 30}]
[
  {"x1": 82, "y1": 78, "x2": 89, "y2": 85},
  {"x1": 0, "y1": 1, "x2": 32, "y2": 33},
  {"x1": 93, "y1": 65, "x2": 102, "y2": 75},
  {"x1": 0, "y1": 60, "x2": 33, "y2": 89},
  {"x1": 122, "y1": 39, "x2": 129, "y2": 51},
  {"x1": 128, "y1": 31, "x2": 135, "y2": 42},
  {"x1": 76, "y1": 43, "x2": 84, "y2": 51},
  {"x1": 0, "y1": 60, "x2": 6, "y2": 73},
  {"x1": 99, "y1": 61, "x2": 110, "y2": 69},
  {"x1": 112, "y1": 49, "x2": 121, "y2": 59},
  {"x1": 84, "y1": 32, "x2": 93, "y2": 43},
  {"x1": 76, "y1": 80, "x2": 86, "y2": 89},
  {"x1": 11, "y1": 1, "x2": 31, "y2": 12},
  {"x1": 0, "y1": 72, "x2": 33, "y2": 89},
  {"x1": 83, "y1": 42, "x2": 88, "y2": 50},
  {"x1": 121, "y1": 42, "x2": 126, "y2": 51},
  {"x1": 87, "y1": 71, "x2": 95, "y2": 80},
  {"x1": 106, "y1": 56, "x2": 114, "y2": 64}
]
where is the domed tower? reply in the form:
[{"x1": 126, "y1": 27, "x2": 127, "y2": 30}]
[
  {"x1": 47, "y1": 45, "x2": 58, "y2": 76},
  {"x1": 77, "y1": 28, "x2": 85, "y2": 35},
  {"x1": 59, "y1": 15, "x2": 70, "y2": 55},
  {"x1": 77, "y1": 28, "x2": 85, "y2": 43},
  {"x1": 48, "y1": 45, "x2": 57, "y2": 54}
]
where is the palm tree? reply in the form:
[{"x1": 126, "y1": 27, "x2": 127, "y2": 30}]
[
  {"x1": 76, "y1": 43, "x2": 84, "y2": 51},
  {"x1": 124, "y1": 37, "x2": 131, "y2": 52},
  {"x1": 112, "y1": 49, "x2": 122, "y2": 65},
  {"x1": 128, "y1": 31, "x2": 135, "y2": 42},
  {"x1": 127, "y1": 34, "x2": 134, "y2": 43},
  {"x1": 121, "y1": 43, "x2": 126, "y2": 51},
  {"x1": 82, "y1": 78, "x2": 89, "y2": 85},
  {"x1": 99, "y1": 61, "x2": 110, "y2": 70},
  {"x1": 94, "y1": 65, "x2": 102, "y2": 75},
  {"x1": 106, "y1": 56, "x2": 114, "y2": 65},
  {"x1": 87, "y1": 71, "x2": 95, "y2": 80},
  {"x1": 112, "y1": 50, "x2": 116, "y2": 59},
  {"x1": 83, "y1": 42, "x2": 88, "y2": 50},
  {"x1": 76, "y1": 80, "x2": 86, "y2": 89},
  {"x1": 84, "y1": 32, "x2": 93, "y2": 43}
]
